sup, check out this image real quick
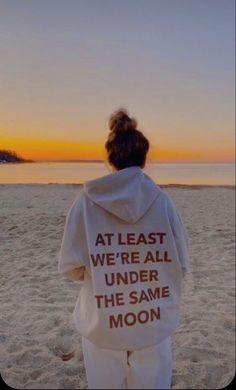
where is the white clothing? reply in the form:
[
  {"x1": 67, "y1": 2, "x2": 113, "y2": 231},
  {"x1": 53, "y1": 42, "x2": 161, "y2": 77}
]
[
  {"x1": 82, "y1": 336, "x2": 172, "y2": 389},
  {"x1": 58, "y1": 167, "x2": 189, "y2": 350}
]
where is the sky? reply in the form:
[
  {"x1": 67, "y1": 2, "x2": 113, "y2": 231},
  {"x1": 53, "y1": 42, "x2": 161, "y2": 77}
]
[{"x1": 0, "y1": 0, "x2": 235, "y2": 162}]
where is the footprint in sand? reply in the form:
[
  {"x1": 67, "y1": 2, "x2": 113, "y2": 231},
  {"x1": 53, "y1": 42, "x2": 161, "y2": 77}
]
[{"x1": 61, "y1": 350, "x2": 75, "y2": 361}]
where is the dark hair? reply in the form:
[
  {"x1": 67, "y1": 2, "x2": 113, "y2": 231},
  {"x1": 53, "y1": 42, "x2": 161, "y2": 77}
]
[{"x1": 105, "y1": 108, "x2": 149, "y2": 170}]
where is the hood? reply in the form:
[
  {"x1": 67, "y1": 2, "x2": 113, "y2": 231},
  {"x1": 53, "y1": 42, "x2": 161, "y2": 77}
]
[{"x1": 83, "y1": 166, "x2": 161, "y2": 224}]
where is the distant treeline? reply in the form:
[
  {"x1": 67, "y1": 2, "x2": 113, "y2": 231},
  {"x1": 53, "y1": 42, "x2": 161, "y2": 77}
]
[{"x1": 0, "y1": 149, "x2": 34, "y2": 163}]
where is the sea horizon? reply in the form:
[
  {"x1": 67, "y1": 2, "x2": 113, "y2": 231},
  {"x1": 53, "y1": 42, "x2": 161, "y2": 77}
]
[
  {"x1": 21, "y1": 160, "x2": 236, "y2": 164},
  {"x1": 0, "y1": 161, "x2": 234, "y2": 186}
]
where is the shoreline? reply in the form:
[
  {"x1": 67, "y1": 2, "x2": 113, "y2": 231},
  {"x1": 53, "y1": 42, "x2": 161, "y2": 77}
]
[{"x1": 0, "y1": 183, "x2": 235, "y2": 189}]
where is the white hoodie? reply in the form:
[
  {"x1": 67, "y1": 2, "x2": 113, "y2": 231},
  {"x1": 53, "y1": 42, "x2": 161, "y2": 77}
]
[{"x1": 58, "y1": 167, "x2": 189, "y2": 350}]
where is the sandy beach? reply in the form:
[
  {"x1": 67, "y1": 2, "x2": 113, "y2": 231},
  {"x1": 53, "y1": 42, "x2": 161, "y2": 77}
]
[{"x1": 0, "y1": 184, "x2": 235, "y2": 389}]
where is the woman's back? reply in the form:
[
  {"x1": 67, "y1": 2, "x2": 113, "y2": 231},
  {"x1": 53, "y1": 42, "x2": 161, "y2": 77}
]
[
  {"x1": 59, "y1": 165, "x2": 188, "y2": 350},
  {"x1": 58, "y1": 108, "x2": 189, "y2": 389}
]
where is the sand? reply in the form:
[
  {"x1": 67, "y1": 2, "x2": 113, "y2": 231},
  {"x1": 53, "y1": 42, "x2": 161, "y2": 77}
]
[{"x1": 0, "y1": 184, "x2": 235, "y2": 389}]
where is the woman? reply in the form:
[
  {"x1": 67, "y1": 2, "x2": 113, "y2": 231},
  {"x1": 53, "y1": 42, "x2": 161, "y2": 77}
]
[{"x1": 58, "y1": 108, "x2": 189, "y2": 389}]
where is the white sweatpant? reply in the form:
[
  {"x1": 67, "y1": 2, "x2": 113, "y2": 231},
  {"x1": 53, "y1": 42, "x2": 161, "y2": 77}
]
[{"x1": 82, "y1": 337, "x2": 172, "y2": 389}]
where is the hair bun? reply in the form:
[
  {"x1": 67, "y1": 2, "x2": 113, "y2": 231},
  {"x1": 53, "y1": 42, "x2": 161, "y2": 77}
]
[{"x1": 109, "y1": 108, "x2": 137, "y2": 133}]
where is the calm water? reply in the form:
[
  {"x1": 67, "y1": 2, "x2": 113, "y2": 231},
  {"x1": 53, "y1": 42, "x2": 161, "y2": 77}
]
[{"x1": 0, "y1": 162, "x2": 234, "y2": 185}]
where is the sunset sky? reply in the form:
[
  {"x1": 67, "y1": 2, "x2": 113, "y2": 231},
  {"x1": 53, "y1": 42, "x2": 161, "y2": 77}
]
[{"x1": 0, "y1": 0, "x2": 235, "y2": 162}]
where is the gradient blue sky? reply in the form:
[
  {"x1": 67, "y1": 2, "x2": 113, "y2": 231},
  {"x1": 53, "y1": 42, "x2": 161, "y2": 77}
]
[{"x1": 0, "y1": 0, "x2": 235, "y2": 161}]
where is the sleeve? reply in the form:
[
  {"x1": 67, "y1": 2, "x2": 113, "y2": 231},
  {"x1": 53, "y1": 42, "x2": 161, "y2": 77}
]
[
  {"x1": 166, "y1": 195, "x2": 189, "y2": 275},
  {"x1": 58, "y1": 192, "x2": 88, "y2": 281}
]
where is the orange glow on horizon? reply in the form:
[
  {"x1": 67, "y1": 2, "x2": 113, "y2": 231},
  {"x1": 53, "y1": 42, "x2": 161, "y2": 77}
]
[
  {"x1": 0, "y1": 137, "x2": 106, "y2": 161},
  {"x1": 148, "y1": 147, "x2": 235, "y2": 163},
  {"x1": 0, "y1": 136, "x2": 234, "y2": 163}
]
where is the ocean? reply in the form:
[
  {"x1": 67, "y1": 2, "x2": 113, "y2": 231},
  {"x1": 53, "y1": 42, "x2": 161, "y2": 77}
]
[{"x1": 0, "y1": 162, "x2": 234, "y2": 185}]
